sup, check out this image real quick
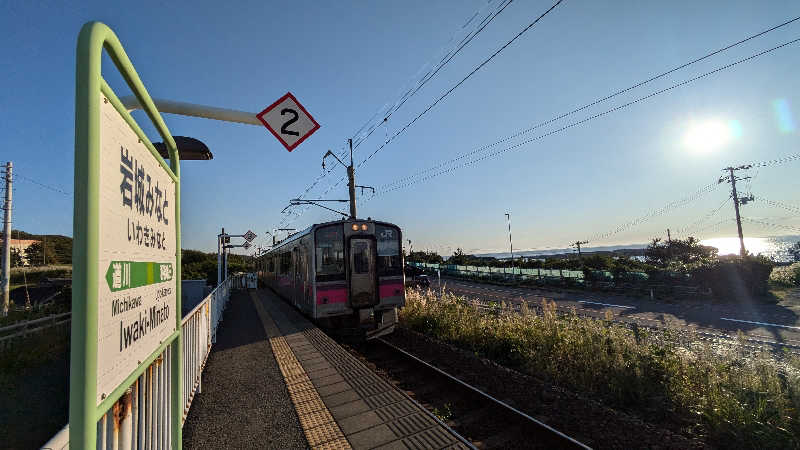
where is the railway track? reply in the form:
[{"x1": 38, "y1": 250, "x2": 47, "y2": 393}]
[{"x1": 347, "y1": 337, "x2": 590, "y2": 449}]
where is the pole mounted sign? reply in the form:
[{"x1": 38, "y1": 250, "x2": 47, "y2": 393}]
[
  {"x1": 71, "y1": 22, "x2": 183, "y2": 449},
  {"x1": 243, "y1": 229, "x2": 256, "y2": 242},
  {"x1": 256, "y1": 92, "x2": 320, "y2": 152}
]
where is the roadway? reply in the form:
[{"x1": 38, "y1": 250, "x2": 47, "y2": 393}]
[{"x1": 431, "y1": 277, "x2": 800, "y2": 349}]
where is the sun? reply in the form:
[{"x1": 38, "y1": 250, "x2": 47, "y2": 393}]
[{"x1": 683, "y1": 119, "x2": 732, "y2": 154}]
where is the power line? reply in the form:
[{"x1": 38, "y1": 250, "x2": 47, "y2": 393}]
[
  {"x1": 13, "y1": 173, "x2": 71, "y2": 196},
  {"x1": 376, "y1": 16, "x2": 800, "y2": 192},
  {"x1": 674, "y1": 196, "x2": 731, "y2": 238},
  {"x1": 586, "y1": 182, "x2": 721, "y2": 243},
  {"x1": 355, "y1": 0, "x2": 566, "y2": 169},
  {"x1": 742, "y1": 217, "x2": 800, "y2": 234},
  {"x1": 373, "y1": 37, "x2": 800, "y2": 195},
  {"x1": 753, "y1": 195, "x2": 800, "y2": 215}
]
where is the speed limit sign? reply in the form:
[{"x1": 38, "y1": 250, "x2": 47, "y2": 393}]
[{"x1": 257, "y1": 92, "x2": 320, "y2": 152}]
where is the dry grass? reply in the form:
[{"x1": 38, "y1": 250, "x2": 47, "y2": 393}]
[{"x1": 400, "y1": 288, "x2": 800, "y2": 449}]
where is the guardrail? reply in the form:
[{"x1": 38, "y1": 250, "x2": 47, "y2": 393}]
[
  {"x1": 0, "y1": 312, "x2": 72, "y2": 350},
  {"x1": 42, "y1": 274, "x2": 244, "y2": 450}
]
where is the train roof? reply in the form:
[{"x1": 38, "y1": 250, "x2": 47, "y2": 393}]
[{"x1": 263, "y1": 218, "x2": 400, "y2": 255}]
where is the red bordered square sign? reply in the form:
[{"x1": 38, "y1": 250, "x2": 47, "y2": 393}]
[{"x1": 256, "y1": 92, "x2": 320, "y2": 152}]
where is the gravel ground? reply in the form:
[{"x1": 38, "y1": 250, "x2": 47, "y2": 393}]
[
  {"x1": 383, "y1": 327, "x2": 710, "y2": 450},
  {"x1": 182, "y1": 291, "x2": 308, "y2": 449}
]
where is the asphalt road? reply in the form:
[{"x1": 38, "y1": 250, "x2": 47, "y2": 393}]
[{"x1": 431, "y1": 277, "x2": 800, "y2": 349}]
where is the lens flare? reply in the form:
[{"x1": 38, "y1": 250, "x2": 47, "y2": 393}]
[{"x1": 772, "y1": 98, "x2": 795, "y2": 133}]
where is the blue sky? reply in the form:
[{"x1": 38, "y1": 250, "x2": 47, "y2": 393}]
[{"x1": 2, "y1": 0, "x2": 799, "y2": 255}]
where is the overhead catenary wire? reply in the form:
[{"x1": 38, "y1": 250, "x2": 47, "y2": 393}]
[
  {"x1": 352, "y1": 0, "x2": 515, "y2": 150},
  {"x1": 281, "y1": 0, "x2": 565, "y2": 232},
  {"x1": 356, "y1": 0, "x2": 566, "y2": 169},
  {"x1": 376, "y1": 16, "x2": 800, "y2": 192},
  {"x1": 372, "y1": 37, "x2": 800, "y2": 196},
  {"x1": 281, "y1": 0, "x2": 515, "y2": 224}
]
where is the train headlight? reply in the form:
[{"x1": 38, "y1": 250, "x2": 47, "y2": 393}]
[
  {"x1": 351, "y1": 224, "x2": 359, "y2": 231},
  {"x1": 361, "y1": 224, "x2": 368, "y2": 231}
]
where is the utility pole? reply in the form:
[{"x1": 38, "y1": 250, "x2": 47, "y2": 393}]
[
  {"x1": 217, "y1": 227, "x2": 224, "y2": 286},
  {"x1": 2, "y1": 162, "x2": 12, "y2": 317},
  {"x1": 721, "y1": 166, "x2": 753, "y2": 257},
  {"x1": 666, "y1": 228, "x2": 672, "y2": 258},
  {"x1": 505, "y1": 212, "x2": 514, "y2": 273}
]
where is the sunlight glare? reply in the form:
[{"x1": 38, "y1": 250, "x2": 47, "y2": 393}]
[{"x1": 683, "y1": 119, "x2": 731, "y2": 154}]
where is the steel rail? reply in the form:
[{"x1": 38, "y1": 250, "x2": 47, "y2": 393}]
[{"x1": 377, "y1": 338, "x2": 592, "y2": 449}]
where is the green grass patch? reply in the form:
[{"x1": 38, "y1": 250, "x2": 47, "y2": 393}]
[{"x1": 400, "y1": 289, "x2": 800, "y2": 448}]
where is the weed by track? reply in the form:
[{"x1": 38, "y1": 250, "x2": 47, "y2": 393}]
[{"x1": 401, "y1": 288, "x2": 800, "y2": 449}]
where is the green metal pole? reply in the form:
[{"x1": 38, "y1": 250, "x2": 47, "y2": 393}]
[
  {"x1": 170, "y1": 145, "x2": 182, "y2": 449},
  {"x1": 71, "y1": 21, "x2": 103, "y2": 450}
]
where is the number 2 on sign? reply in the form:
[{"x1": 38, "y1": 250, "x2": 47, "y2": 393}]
[{"x1": 280, "y1": 108, "x2": 299, "y2": 136}]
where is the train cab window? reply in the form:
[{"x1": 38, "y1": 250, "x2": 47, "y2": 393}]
[
  {"x1": 376, "y1": 224, "x2": 402, "y2": 276},
  {"x1": 352, "y1": 240, "x2": 371, "y2": 274},
  {"x1": 315, "y1": 224, "x2": 345, "y2": 281}
]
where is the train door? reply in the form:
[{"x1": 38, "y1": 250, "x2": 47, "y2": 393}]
[
  {"x1": 293, "y1": 248, "x2": 302, "y2": 307},
  {"x1": 349, "y1": 237, "x2": 378, "y2": 308}
]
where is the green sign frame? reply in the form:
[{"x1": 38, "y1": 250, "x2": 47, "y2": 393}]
[{"x1": 71, "y1": 21, "x2": 182, "y2": 449}]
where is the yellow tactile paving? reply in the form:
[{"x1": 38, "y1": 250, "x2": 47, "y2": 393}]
[{"x1": 251, "y1": 292, "x2": 352, "y2": 450}]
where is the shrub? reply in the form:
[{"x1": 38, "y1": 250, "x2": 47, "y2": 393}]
[
  {"x1": 691, "y1": 255, "x2": 774, "y2": 300},
  {"x1": 401, "y1": 288, "x2": 800, "y2": 448},
  {"x1": 770, "y1": 263, "x2": 800, "y2": 287}
]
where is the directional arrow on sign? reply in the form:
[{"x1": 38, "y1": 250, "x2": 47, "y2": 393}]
[{"x1": 105, "y1": 261, "x2": 173, "y2": 292}]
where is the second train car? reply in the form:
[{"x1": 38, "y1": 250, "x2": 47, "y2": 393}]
[{"x1": 257, "y1": 218, "x2": 404, "y2": 339}]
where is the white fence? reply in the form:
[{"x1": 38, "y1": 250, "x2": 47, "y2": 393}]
[
  {"x1": 0, "y1": 312, "x2": 72, "y2": 350},
  {"x1": 42, "y1": 274, "x2": 242, "y2": 450}
]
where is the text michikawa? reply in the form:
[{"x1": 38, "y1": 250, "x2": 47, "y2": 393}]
[{"x1": 119, "y1": 303, "x2": 170, "y2": 352}]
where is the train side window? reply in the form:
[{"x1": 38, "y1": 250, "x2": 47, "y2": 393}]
[
  {"x1": 376, "y1": 224, "x2": 402, "y2": 276},
  {"x1": 269, "y1": 258, "x2": 275, "y2": 273},
  {"x1": 280, "y1": 252, "x2": 291, "y2": 274},
  {"x1": 315, "y1": 224, "x2": 345, "y2": 281}
]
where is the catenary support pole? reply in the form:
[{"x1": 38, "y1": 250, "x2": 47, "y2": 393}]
[
  {"x1": 348, "y1": 139, "x2": 357, "y2": 219},
  {"x1": 2, "y1": 162, "x2": 12, "y2": 317}
]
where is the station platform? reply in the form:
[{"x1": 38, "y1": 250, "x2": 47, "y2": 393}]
[{"x1": 184, "y1": 288, "x2": 471, "y2": 449}]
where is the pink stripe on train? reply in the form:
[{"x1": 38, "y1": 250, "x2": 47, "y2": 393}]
[
  {"x1": 316, "y1": 287, "x2": 347, "y2": 305},
  {"x1": 380, "y1": 283, "x2": 403, "y2": 299}
]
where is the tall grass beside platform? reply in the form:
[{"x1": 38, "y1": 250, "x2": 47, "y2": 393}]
[{"x1": 400, "y1": 289, "x2": 800, "y2": 448}]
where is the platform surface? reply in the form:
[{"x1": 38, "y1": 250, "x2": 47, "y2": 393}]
[
  {"x1": 250, "y1": 288, "x2": 472, "y2": 450},
  {"x1": 182, "y1": 290, "x2": 307, "y2": 449}
]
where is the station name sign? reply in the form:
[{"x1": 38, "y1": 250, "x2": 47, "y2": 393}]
[{"x1": 95, "y1": 97, "x2": 177, "y2": 405}]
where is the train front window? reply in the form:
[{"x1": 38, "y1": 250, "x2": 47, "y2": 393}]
[
  {"x1": 376, "y1": 224, "x2": 401, "y2": 276},
  {"x1": 315, "y1": 224, "x2": 345, "y2": 281}
]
